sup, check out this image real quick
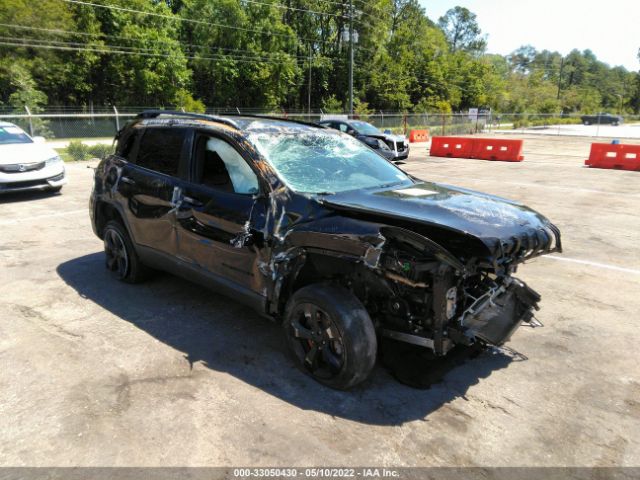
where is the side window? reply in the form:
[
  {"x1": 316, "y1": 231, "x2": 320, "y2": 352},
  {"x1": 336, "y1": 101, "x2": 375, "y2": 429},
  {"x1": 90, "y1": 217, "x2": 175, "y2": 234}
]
[
  {"x1": 338, "y1": 123, "x2": 349, "y2": 133},
  {"x1": 136, "y1": 128, "x2": 187, "y2": 176},
  {"x1": 115, "y1": 130, "x2": 137, "y2": 161},
  {"x1": 194, "y1": 135, "x2": 259, "y2": 195}
]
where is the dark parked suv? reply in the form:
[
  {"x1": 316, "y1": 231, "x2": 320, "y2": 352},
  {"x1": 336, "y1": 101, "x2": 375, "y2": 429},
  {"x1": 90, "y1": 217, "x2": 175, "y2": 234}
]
[
  {"x1": 318, "y1": 119, "x2": 409, "y2": 162},
  {"x1": 90, "y1": 111, "x2": 561, "y2": 389}
]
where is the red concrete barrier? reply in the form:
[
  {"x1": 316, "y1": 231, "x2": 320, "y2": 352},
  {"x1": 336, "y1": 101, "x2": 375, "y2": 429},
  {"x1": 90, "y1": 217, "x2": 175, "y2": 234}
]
[
  {"x1": 430, "y1": 136, "x2": 524, "y2": 162},
  {"x1": 409, "y1": 129, "x2": 429, "y2": 143},
  {"x1": 471, "y1": 138, "x2": 524, "y2": 162},
  {"x1": 585, "y1": 143, "x2": 640, "y2": 171},
  {"x1": 430, "y1": 136, "x2": 474, "y2": 158}
]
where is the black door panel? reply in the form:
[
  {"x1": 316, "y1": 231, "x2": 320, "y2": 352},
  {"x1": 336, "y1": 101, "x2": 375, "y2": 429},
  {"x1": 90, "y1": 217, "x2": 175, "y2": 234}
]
[
  {"x1": 175, "y1": 132, "x2": 267, "y2": 295},
  {"x1": 110, "y1": 126, "x2": 191, "y2": 256},
  {"x1": 176, "y1": 185, "x2": 266, "y2": 291}
]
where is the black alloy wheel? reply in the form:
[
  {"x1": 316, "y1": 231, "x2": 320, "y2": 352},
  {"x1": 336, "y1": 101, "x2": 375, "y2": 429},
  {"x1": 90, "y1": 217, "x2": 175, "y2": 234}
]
[
  {"x1": 102, "y1": 220, "x2": 150, "y2": 283},
  {"x1": 288, "y1": 302, "x2": 345, "y2": 379},
  {"x1": 283, "y1": 283, "x2": 377, "y2": 390},
  {"x1": 104, "y1": 226, "x2": 129, "y2": 280}
]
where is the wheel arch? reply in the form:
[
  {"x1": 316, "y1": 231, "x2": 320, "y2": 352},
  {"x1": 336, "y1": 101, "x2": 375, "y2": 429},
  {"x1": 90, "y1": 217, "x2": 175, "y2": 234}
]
[
  {"x1": 270, "y1": 248, "x2": 374, "y2": 317},
  {"x1": 94, "y1": 200, "x2": 130, "y2": 240},
  {"x1": 269, "y1": 225, "x2": 467, "y2": 317}
]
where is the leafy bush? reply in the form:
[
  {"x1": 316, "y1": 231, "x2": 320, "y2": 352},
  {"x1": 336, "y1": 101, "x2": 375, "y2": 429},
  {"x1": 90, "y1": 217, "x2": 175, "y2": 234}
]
[
  {"x1": 88, "y1": 143, "x2": 113, "y2": 159},
  {"x1": 65, "y1": 141, "x2": 113, "y2": 161},
  {"x1": 173, "y1": 88, "x2": 206, "y2": 113},
  {"x1": 66, "y1": 140, "x2": 91, "y2": 161}
]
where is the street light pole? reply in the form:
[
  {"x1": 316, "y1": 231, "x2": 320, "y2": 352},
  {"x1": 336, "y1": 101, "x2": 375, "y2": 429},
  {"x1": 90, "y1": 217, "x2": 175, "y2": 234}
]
[
  {"x1": 348, "y1": 0, "x2": 354, "y2": 116},
  {"x1": 308, "y1": 44, "x2": 312, "y2": 115}
]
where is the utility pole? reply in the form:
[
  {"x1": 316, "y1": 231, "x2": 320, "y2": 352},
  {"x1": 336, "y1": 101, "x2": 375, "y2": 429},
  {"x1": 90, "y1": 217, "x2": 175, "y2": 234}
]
[
  {"x1": 348, "y1": 0, "x2": 354, "y2": 116},
  {"x1": 308, "y1": 44, "x2": 312, "y2": 115},
  {"x1": 556, "y1": 57, "x2": 565, "y2": 100}
]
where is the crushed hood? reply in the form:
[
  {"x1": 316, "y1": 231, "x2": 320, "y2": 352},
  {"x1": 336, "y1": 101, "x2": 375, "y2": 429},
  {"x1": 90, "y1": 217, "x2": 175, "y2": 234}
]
[{"x1": 320, "y1": 182, "x2": 560, "y2": 256}]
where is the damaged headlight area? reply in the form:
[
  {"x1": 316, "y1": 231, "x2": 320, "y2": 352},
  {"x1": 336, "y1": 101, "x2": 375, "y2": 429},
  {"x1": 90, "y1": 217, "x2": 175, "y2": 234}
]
[{"x1": 362, "y1": 234, "x2": 545, "y2": 356}]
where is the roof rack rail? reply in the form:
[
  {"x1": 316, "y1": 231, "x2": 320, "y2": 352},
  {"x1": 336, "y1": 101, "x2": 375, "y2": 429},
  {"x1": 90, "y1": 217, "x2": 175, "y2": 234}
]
[
  {"x1": 220, "y1": 113, "x2": 321, "y2": 129},
  {"x1": 136, "y1": 110, "x2": 240, "y2": 129}
]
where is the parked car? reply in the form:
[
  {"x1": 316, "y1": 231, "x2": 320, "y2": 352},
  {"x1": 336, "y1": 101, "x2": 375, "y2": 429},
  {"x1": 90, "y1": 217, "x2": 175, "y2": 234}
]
[
  {"x1": 0, "y1": 122, "x2": 66, "y2": 194},
  {"x1": 90, "y1": 111, "x2": 561, "y2": 390},
  {"x1": 580, "y1": 113, "x2": 623, "y2": 126},
  {"x1": 318, "y1": 119, "x2": 409, "y2": 162}
]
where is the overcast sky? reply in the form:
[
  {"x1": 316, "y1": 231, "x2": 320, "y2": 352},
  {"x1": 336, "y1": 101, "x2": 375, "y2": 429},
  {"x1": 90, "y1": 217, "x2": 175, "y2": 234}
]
[{"x1": 419, "y1": 0, "x2": 639, "y2": 71}]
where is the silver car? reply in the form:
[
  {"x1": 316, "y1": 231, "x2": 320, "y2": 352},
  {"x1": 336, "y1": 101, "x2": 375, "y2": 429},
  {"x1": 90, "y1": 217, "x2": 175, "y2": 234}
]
[{"x1": 0, "y1": 122, "x2": 66, "y2": 194}]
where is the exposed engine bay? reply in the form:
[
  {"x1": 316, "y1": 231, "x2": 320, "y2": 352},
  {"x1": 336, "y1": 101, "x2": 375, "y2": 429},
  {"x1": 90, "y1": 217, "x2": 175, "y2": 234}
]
[{"x1": 295, "y1": 225, "x2": 554, "y2": 356}]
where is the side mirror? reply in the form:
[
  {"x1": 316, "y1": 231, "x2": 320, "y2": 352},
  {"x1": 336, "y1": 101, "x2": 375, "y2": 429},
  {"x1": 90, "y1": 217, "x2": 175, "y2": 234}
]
[
  {"x1": 347, "y1": 129, "x2": 356, "y2": 136},
  {"x1": 32, "y1": 136, "x2": 46, "y2": 144}
]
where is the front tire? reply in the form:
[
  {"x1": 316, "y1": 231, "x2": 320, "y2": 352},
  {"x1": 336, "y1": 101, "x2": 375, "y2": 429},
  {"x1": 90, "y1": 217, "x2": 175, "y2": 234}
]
[
  {"x1": 283, "y1": 283, "x2": 377, "y2": 390},
  {"x1": 103, "y1": 220, "x2": 150, "y2": 283}
]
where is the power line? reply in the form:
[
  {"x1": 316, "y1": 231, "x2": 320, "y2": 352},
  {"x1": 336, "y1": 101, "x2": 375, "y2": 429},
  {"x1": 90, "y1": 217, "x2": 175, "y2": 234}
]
[
  {"x1": 0, "y1": 37, "x2": 308, "y2": 65},
  {"x1": 0, "y1": 23, "x2": 368, "y2": 65},
  {"x1": 0, "y1": 23, "x2": 322, "y2": 61},
  {"x1": 242, "y1": 0, "x2": 348, "y2": 18},
  {"x1": 61, "y1": 0, "x2": 304, "y2": 41},
  {"x1": 61, "y1": 0, "x2": 377, "y2": 47}
]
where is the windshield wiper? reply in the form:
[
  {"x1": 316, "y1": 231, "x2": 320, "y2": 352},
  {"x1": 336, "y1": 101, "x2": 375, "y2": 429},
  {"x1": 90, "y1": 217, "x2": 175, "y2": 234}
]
[{"x1": 368, "y1": 181, "x2": 404, "y2": 190}]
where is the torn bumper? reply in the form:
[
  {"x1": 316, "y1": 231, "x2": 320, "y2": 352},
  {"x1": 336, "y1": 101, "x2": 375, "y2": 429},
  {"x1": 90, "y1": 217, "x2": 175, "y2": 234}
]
[{"x1": 462, "y1": 278, "x2": 541, "y2": 346}]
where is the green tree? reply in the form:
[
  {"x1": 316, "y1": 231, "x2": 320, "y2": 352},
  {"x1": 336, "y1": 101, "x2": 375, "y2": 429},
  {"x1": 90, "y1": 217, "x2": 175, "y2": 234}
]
[{"x1": 437, "y1": 6, "x2": 486, "y2": 55}]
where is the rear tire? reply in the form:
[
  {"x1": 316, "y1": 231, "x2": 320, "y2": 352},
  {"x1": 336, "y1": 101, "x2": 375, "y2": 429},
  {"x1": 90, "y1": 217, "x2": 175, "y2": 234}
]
[
  {"x1": 283, "y1": 283, "x2": 377, "y2": 390},
  {"x1": 103, "y1": 220, "x2": 150, "y2": 283}
]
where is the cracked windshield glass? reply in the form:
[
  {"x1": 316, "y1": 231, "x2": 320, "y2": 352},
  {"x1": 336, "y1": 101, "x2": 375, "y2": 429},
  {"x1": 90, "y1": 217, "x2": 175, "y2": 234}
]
[{"x1": 249, "y1": 129, "x2": 413, "y2": 194}]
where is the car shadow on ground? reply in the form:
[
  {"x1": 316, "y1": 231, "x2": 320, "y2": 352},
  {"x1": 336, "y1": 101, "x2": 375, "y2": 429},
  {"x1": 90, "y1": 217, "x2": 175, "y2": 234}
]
[
  {"x1": 0, "y1": 190, "x2": 60, "y2": 204},
  {"x1": 57, "y1": 252, "x2": 523, "y2": 426}
]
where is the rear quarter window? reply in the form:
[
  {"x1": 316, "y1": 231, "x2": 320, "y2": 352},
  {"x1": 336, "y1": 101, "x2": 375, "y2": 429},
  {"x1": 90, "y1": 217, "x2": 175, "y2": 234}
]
[{"x1": 115, "y1": 130, "x2": 138, "y2": 160}]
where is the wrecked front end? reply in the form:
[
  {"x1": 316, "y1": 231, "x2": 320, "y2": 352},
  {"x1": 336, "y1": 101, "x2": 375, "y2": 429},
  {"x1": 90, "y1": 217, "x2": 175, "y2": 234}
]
[
  {"x1": 271, "y1": 185, "x2": 562, "y2": 357},
  {"x1": 355, "y1": 224, "x2": 560, "y2": 356}
]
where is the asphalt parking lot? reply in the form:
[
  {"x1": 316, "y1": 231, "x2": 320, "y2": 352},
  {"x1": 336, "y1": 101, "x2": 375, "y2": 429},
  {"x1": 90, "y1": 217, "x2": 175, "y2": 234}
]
[{"x1": 1, "y1": 134, "x2": 639, "y2": 467}]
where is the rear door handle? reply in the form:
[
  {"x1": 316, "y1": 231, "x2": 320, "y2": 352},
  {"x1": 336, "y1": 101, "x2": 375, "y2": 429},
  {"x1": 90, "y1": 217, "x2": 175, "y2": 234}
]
[
  {"x1": 183, "y1": 196, "x2": 203, "y2": 207},
  {"x1": 120, "y1": 176, "x2": 136, "y2": 185}
]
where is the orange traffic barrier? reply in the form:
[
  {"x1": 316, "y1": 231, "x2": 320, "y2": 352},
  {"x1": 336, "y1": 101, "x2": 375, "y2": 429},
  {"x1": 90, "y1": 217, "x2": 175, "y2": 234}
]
[
  {"x1": 430, "y1": 136, "x2": 524, "y2": 162},
  {"x1": 409, "y1": 129, "x2": 429, "y2": 143},
  {"x1": 471, "y1": 138, "x2": 524, "y2": 162},
  {"x1": 585, "y1": 143, "x2": 640, "y2": 171},
  {"x1": 430, "y1": 136, "x2": 474, "y2": 158}
]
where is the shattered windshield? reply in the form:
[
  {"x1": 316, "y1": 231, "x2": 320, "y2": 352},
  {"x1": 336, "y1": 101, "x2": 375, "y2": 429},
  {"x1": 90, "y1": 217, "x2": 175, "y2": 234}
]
[
  {"x1": 351, "y1": 121, "x2": 381, "y2": 136},
  {"x1": 248, "y1": 129, "x2": 413, "y2": 194}
]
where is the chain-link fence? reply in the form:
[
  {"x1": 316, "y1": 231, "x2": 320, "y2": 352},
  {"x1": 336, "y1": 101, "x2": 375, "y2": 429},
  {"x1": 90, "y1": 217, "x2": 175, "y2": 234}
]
[
  {"x1": 1, "y1": 107, "x2": 638, "y2": 142},
  {"x1": 0, "y1": 108, "x2": 136, "y2": 141}
]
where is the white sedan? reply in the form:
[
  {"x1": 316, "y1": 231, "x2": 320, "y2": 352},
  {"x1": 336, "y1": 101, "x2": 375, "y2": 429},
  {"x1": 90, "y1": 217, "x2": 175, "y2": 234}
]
[{"x1": 0, "y1": 122, "x2": 66, "y2": 194}]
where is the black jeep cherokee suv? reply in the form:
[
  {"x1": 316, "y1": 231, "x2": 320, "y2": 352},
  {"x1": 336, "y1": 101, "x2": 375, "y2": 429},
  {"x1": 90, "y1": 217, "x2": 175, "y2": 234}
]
[{"x1": 90, "y1": 111, "x2": 561, "y2": 390}]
